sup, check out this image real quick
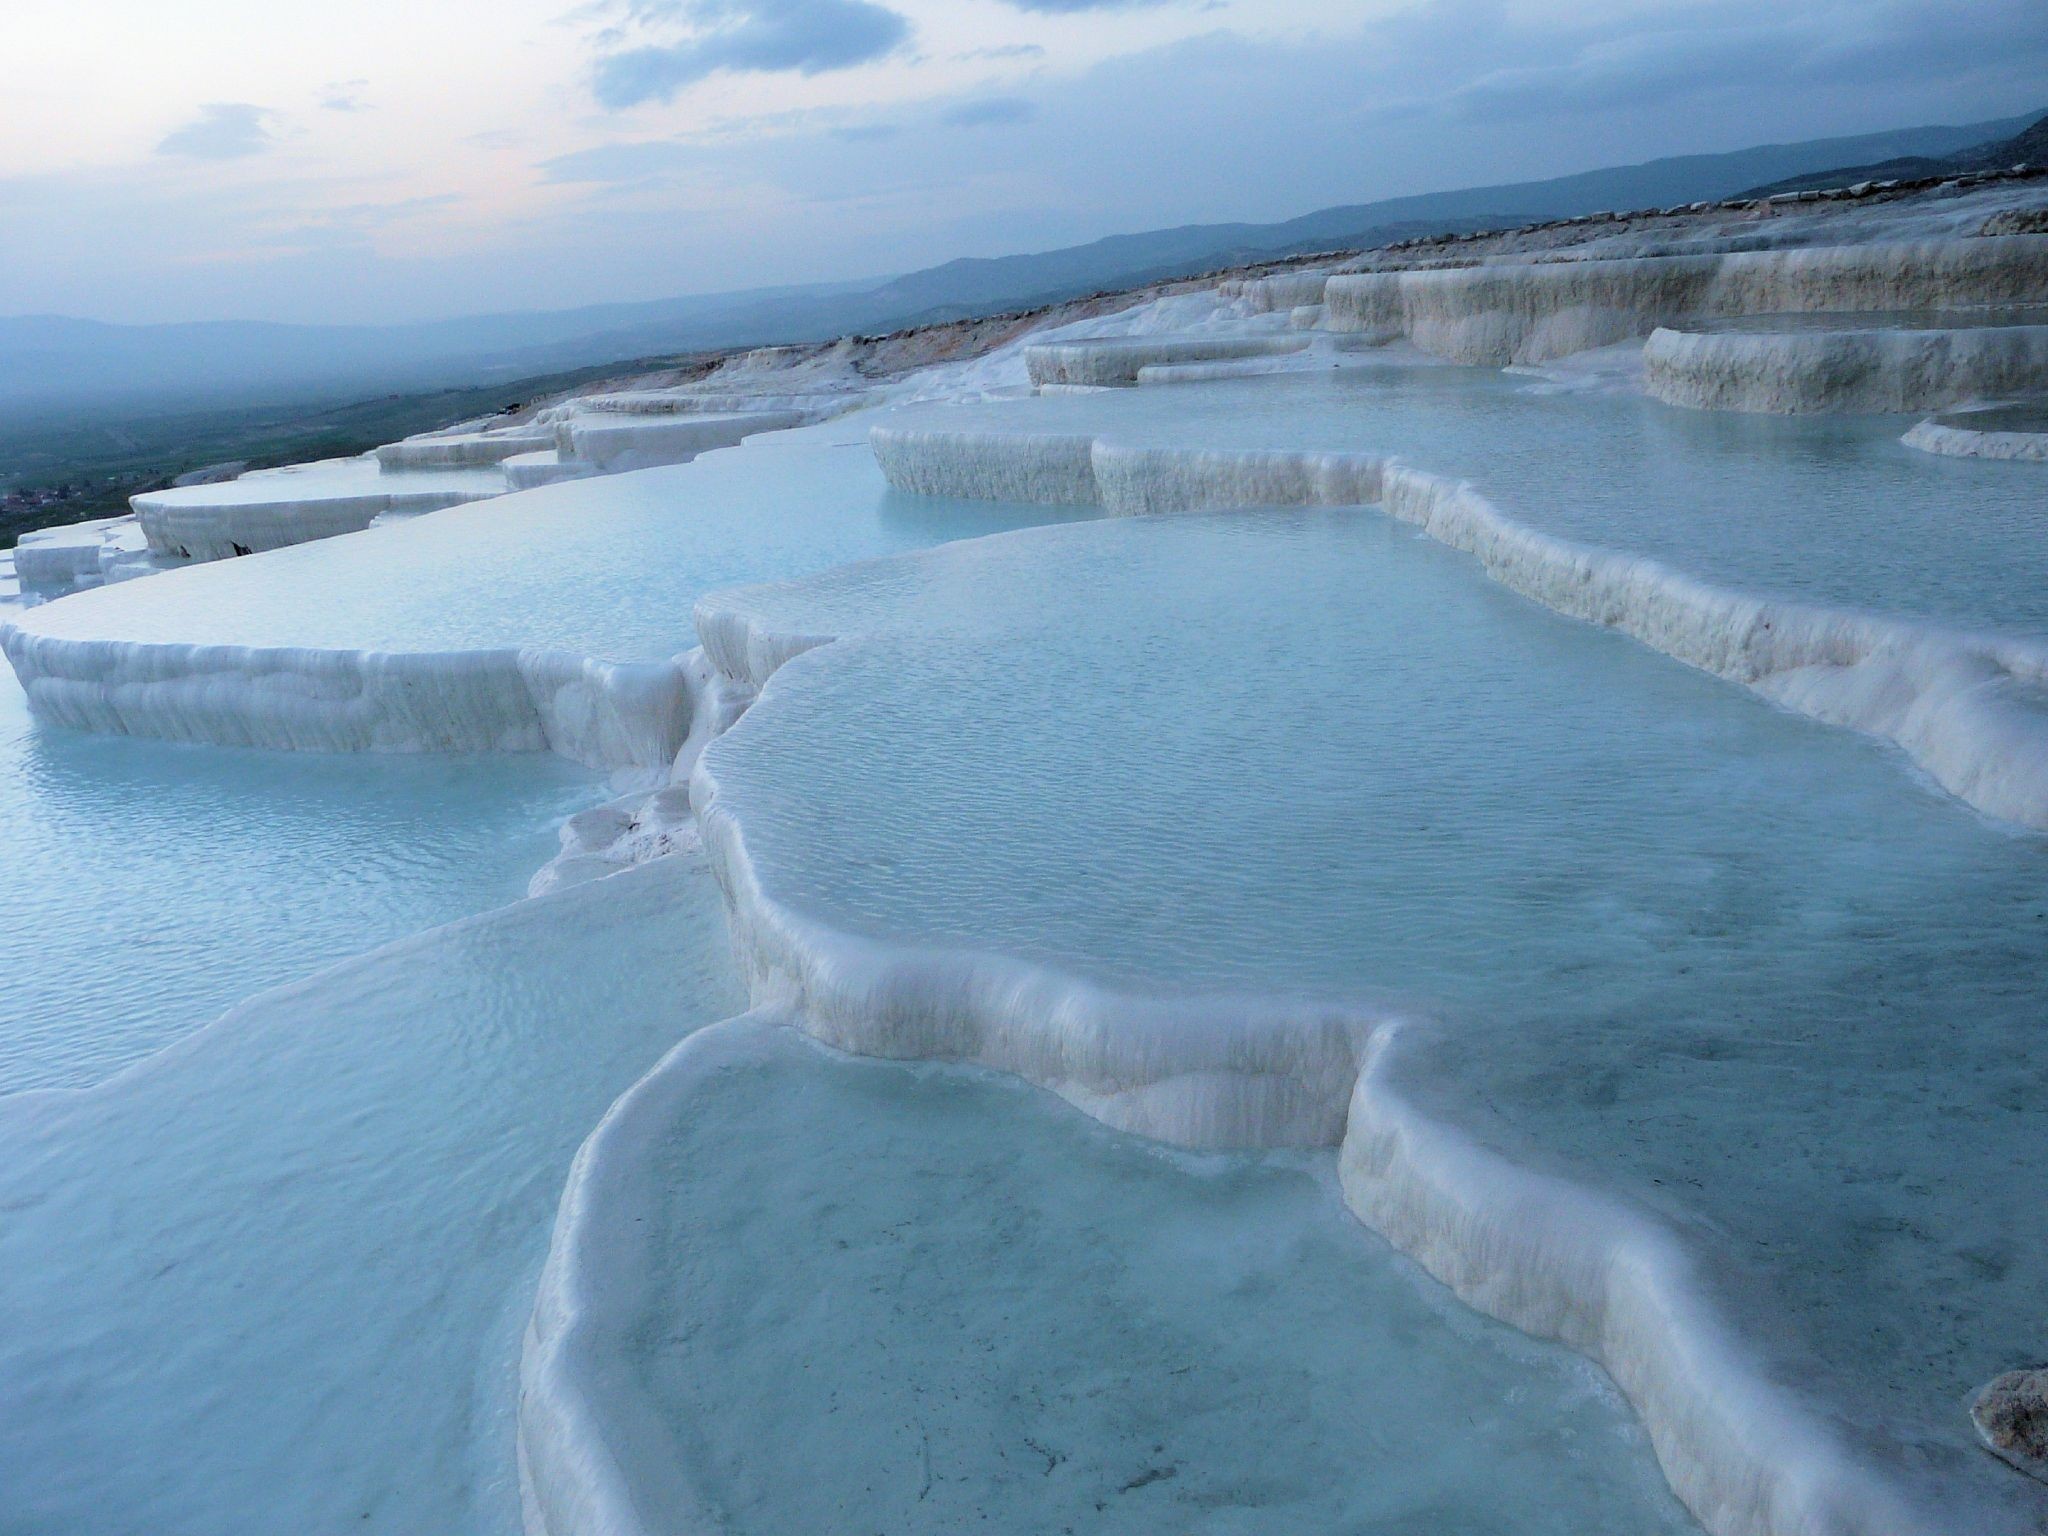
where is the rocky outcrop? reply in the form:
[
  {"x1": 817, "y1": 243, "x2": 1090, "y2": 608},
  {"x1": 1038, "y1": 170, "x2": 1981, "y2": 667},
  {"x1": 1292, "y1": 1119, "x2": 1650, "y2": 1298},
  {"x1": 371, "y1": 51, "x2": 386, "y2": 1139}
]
[
  {"x1": 1645, "y1": 321, "x2": 2048, "y2": 413},
  {"x1": 1973, "y1": 1369, "x2": 2048, "y2": 1481},
  {"x1": 1324, "y1": 237, "x2": 2048, "y2": 366},
  {"x1": 1902, "y1": 405, "x2": 2048, "y2": 459}
]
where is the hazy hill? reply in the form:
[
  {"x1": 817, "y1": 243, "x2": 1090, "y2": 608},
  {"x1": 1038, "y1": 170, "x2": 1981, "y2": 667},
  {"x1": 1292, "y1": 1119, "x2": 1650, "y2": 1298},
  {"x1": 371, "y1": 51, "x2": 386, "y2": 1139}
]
[
  {"x1": 1739, "y1": 112, "x2": 2048, "y2": 197},
  {"x1": 3, "y1": 109, "x2": 2037, "y2": 420}
]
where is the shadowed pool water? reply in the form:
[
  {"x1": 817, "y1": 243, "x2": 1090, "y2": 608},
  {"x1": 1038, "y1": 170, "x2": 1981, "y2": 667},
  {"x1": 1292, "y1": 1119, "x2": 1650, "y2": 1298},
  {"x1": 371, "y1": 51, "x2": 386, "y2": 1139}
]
[
  {"x1": 0, "y1": 669, "x2": 596, "y2": 1091},
  {"x1": 0, "y1": 857, "x2": 745, "y2": 1535},
  {"x1": 700, "y1": 509, "x2": 2048, "y2": 1520},
  {"x1": 586, "y1": 1021, "x2": 1696, "y2": 1534},
  {"x1": 888, "y1": 363, "x2": 2048, "y2": 637}
]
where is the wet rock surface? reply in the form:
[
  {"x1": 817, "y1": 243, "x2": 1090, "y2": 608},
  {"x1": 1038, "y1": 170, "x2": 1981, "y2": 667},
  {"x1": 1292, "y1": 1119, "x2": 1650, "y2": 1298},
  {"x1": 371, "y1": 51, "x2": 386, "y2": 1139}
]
[{"x1": 1974, "y1": 1369, "x2": 2048, "y2": 1479}]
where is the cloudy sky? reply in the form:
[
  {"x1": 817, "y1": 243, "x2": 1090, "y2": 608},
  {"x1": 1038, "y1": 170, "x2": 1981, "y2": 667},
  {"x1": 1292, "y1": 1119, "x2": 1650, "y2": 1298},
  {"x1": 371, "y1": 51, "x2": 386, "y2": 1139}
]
[{"x1": 2, "y1": 0, "x2": 2044, "y2": 324}]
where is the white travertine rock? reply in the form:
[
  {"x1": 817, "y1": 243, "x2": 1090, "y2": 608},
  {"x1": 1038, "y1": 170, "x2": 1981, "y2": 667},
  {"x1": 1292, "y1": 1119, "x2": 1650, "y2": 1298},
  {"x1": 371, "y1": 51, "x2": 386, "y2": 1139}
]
[
  {"x1": 1024, "y1": 333, "x2": 1308, "y2": 387},
  {"x1": 500, "y1": 450, "x2": 598, "y2": 490},
  {"x1": 1902, "y1": 408, "x2": 2048, "y2": 460},
  {"x1": 1221, "y1": 270, "x2": 1330, "y2": 313},
  {"x1": 117, "y1": 409, "x2": 811, "y2": 574},
  {"x1": 132, "y1": 458, "x2": 503, "y2": 562},
  {"x1": 692, "y1": 737, "x2": 1379, "y2": 1147},
  {"x1": 22, "y1": 215, "x2": 2048, "y2": 1536},
  {"x1": 559, "y1": 409, "x2": 806, "y2": 473},
  {"x1": 1131, "y1": 333, "x2": 1387, "y2": 383},
  {"x1": 0, "y1": 624, "x2": 697, "y2": 771},
  {"x1": 1264, "y1": 272, "x2": 1334, "y2": 308},
  {"x1": 1340, "y1": 1025, "x2": 1954, "y2": 1536},
  {"x1": 520, "y1": 1018, "x2": 774, "y2": 1536},
  {"x1": 1644, "y1": 322, "x2": 2048, "y2": 412},
  {"x1": 1324, "y1": 237, "x2": 2048, "y2": 365},
  {"x1": 12, "y1": 517, "x2": 130, "y2": 600},
  {"x1": 372, "y1": 429, "x2": 554, "y2": 468},
  {"x1": 870, "y1": 425, "x2": 1102, "y2": 504}
]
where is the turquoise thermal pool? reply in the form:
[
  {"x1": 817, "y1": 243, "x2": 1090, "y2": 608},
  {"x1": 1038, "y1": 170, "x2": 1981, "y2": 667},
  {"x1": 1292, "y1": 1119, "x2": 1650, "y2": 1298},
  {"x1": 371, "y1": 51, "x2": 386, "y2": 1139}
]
[
  {"x1": 883, "y1": 363, "x2": 2048, "y2": 637},
  {"x1": 525, "y1": 1019, "x2": 1697, "y2": 1534},
  {"x1": 696, "y1": 506, "x2": 2048, "y2": 1526},
  {"x1": 0, "y1": 667, "x2": 595, "y2": 1091}
]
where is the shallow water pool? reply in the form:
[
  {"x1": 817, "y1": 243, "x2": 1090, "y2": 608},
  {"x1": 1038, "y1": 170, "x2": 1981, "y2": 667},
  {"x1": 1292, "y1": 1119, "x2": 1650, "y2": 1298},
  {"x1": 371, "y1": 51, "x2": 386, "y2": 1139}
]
[
  {"x1": 700, "y1": 508, "x2": 2048, "y2": 1522},
  {"x1": 15, "y1": 420, "x2": 1088, "y2": 662},
  {"x1": 886, "y1": 363, "x2": 2048, "y2": 637},
  {"x1": 575, "y1": 1020, "x2": 1696, "y2": 1534},
  {"x1": 0, "y1": 857, "x2": 744, "y2": 1535},
  {"x1": 0, "y1": 668, "x2": 595, "y2": 1091}
]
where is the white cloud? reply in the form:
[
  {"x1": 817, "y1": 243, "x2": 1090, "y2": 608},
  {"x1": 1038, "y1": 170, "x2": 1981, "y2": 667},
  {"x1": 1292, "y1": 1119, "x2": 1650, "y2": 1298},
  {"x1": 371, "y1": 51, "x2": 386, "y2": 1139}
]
[
  {"x1": 2, "y1": 0, "x2": 2042, "y2": 323},
  {"x1": 590, "y1": 0, "x2": 913, "y2": 108},
  {"x1": 320, "y1": 80, "x2": 371, "y2": 112},
  {"x1": 157, "y1": 103, "x2": 274, "y2": 160}
]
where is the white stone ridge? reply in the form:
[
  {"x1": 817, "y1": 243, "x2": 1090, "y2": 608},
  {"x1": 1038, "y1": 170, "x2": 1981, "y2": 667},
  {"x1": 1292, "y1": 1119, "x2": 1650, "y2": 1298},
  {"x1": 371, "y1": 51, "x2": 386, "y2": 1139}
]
[
  {"x1": 556, "y1": 409, "x2": 808, "y2": 474},
  {"x1": 135, "y1": 487, "x2": 387, "y2": 561},
  {"x1": 1131, "y1": 333, "x2": 1392, "y2": 386},
  {"x1": 0, "y1": 402, "x2": 1035, "y2": 773},
  {"x1": 372, "y1": 429, "x2": 555, "y2": 469},
  {"x1": 11, "y1": 383, "x2": 837, "y2": 600},
  {"x1": 526, "y1": 645, "x2": 750, "y2": 896},
  {"x1": 501, "y1": 450, "x2": 598, "y2": 491},
  {"x1": 870, "y1": 288, "x2": 1270, "y2": 404},
  {"x1": 1024, "y1": 332, "x2": 1307, "y2": 387},
  {"x1": 1132, "y1": 357, "x2": 1299, "y2": 384},
  {"x1": 519, "y1": 1017, "x2": 770, "y2": 1536},
  {"x1": 691, "y1": 713, "x2": 1379, "y2": 1146},
  {"x1": 869, "y1": 425, "x2": 1102, "y2": 504},
  {"x1": 1323, "y1": 236, "x2": 2048, "y2": 367},
  {"x1": 1339, "y1": 1024, "x2": 1953, "y2": 1536},
  {"x1": 1131, "y1": 357, "x2": 1295, "y2": 385},
  {"x1": 1902, "y1": 410, "x2": 2048, "y2": 461},
  {"x1": 62, "y1": 397, "x2": 831, "y2": 585},
  {"x1": 132, "y1": 458, "x2": 504, "y2": 563},
  {"x1": 867, "y1": 423, "x2": 2048, "y2": 833},
  {"x1": 11, "y1": 516, "x2": 137, "y2": 602},
  {"x1": 0, "y1": 624, "x2": 701, "y2": 772},
  {"x1": 11, "y1": 516, "x2": 184, "y2": 605},
  {"x1": 1219, "y1": 269, "x2": 1331, "y2": 313},
  {"x1": 1645, "y1": 322, "x2": 2048, "y2": 413}
]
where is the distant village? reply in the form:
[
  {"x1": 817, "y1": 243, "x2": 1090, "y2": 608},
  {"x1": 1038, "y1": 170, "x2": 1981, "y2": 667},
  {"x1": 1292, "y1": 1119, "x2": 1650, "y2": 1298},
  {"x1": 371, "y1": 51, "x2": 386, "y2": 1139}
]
[
  {"x1": 3, "y1": 483, "x2": 93, "y2": 516},
  {"x1": 0, "y1": 480, "x2": 118, "y2": 546},
  {"x1": 0, "y1": 481, "x2": 102, "y2": 524}
]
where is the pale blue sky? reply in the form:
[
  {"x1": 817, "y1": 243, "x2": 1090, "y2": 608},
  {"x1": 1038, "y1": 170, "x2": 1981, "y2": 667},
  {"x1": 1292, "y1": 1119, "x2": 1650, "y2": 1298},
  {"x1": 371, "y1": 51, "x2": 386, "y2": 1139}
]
[{"x1": 2, "y1": 0, "x2": 2043, "y2": 324}]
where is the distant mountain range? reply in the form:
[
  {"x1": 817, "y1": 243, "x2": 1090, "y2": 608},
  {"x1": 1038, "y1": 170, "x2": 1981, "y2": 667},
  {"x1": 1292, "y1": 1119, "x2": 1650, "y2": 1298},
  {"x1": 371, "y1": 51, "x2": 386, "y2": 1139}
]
[
  {"x1": 1739, "y1": 112, "x2": 2048, "y2": 197},
  {"x1": 4, "y1": 109, "x2": 2039, "y2": 419}
]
